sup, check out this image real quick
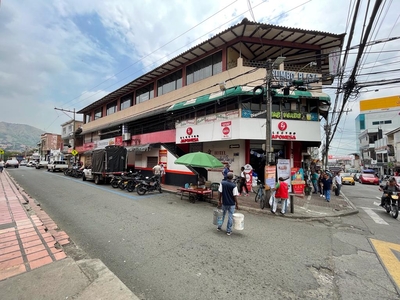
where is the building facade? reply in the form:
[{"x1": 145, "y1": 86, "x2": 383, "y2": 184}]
[
  {"x1": 76, "y1": 19, "x2": 344, "y2": 186},
  {"x1": 356, "y1": 95, "x2": 400, "y2": 175}
]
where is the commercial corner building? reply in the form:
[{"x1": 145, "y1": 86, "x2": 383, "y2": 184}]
[
  {"x1": 356, "y1": 95, "x2": 400, "y2": 175},
  {"x1": 75, "y1": 19, "x2": 344, "y2": 186}
]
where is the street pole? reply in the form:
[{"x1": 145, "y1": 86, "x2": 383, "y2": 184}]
[{"x1": 265, "y1": 59, "x2": 273, "y2": 163}]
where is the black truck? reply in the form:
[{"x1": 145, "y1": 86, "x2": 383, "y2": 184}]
[{"x1": 82, "y1": 145, "x2": 127, "y2": 184}]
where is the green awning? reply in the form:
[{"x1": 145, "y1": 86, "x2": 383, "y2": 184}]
[
  {"x1": 167, "y1": 86, "x2": 261, "y2": 112},
  {"x1": 167, "y1": 85, "x2": 331, "y2": 112},
  {"x1": 272, "y1": 89, "x2": 331, "y2": 104}
]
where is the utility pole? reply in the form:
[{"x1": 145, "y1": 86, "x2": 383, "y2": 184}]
[
  {"x1": 54, "y1": 107, "x2": 76, "y2": 163},
  {"x1": 265, "y1": 59, "x2": 274, "y2": 164}
]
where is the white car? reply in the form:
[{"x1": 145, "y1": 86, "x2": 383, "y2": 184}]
[
  {"x1": 35, "y1": 161, "x2": 49, "y2": 169},
  {"x1": 47, "y1": 160, "x2": 68, "y2": 172},
  {"x1": 27, "y1": 161, "x2": 37, "y2": 167},
  {"x1": 5, "y1": 160, "x2": 19, "y2": 168}
]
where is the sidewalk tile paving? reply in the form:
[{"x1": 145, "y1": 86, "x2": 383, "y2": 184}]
[{"x1": 0, "y1": 171, "x2": 70, "y2": 281}]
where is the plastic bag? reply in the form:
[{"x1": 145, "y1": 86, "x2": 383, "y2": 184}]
[{"x1": 269, "y1": 195, "x2": 274, "y2": 206}]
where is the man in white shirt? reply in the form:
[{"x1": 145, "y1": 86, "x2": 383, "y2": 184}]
[{"x1": 334, "y1": 171, "x2": 342, "y2": 196}]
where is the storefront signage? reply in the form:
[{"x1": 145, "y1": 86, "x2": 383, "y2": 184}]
[
  {"x1": 221, "y1": 121, "x2": 232, "y2": 139},
  {"x1": 272, "y1": 70, "x2": 318, "y2": 81},
  {"x1": 180, "y1": 127, "x2": 199, "y2": 143},
  {"x1": 229, "y1": 144, "x2": 240, "y2": 148}
]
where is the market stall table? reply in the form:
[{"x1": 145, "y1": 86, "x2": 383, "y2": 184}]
[{"x1": 177, "y1": 187, "x2": 213, "y2": 203}]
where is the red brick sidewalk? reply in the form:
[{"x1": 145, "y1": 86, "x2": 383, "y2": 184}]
[{"x1": 0, "y1": 171, "x2": 69, "y2": 281}]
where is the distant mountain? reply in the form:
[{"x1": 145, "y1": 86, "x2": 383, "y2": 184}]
[{"x1": 0, "y1": 122, "x2": 45, "y2": 152}]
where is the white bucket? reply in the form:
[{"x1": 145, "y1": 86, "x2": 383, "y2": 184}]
[{"x1": 233, "y1": 213, "x2": 244, "y2": 230}]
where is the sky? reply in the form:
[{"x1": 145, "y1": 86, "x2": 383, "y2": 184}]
[{"x1": 1, "y1": 0, "x2": 399, "y2": 156}]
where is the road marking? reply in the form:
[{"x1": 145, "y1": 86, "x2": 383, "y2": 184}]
[
  {"x1": 370, "y1": 239, "x2": 400, "y2": 293},
  {"x1": 373, "y1": 201, "x2": 381, "y2": 206},
  {"x1": 361, "y1": 207, "x2": 389, "y2": 225}
]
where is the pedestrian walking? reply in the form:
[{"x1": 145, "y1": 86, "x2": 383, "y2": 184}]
[
  {"x1": 311, "y1": 170, "x2": 319, "y2": 194},
  {"x1": 271, "y1": 177, "x2": 289, "y2": 215},
  {"x1": 334, "y1": 171, "x2": 342, "y2": 196},
  {"x1": 217, "y1": 172, "x2": 239, "y2": 235},
  {"x1": 0, "y1": 159, "x2": 4, "y2": 173},
  {"x1": 321, "y1": 173, "x2": 333, "y2": 202},
  {"x1": 222, "y1": 163, "x2": 230, "y2": 181},
  {"x1": 238, "y1": 166, "x2": 249, "y2": 196}
]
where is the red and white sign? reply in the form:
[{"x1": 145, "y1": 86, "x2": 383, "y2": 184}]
[
  {"x1": 180, "y1": 127, "x2": 199, "y2": 143},
  {"x1": 272, "y1": 121, "x2": 297, "y2": 140},
  {"x1": 278, "y1": 121, "x2": 287, "y2": 131},
  {"x1": 221, "y1": 121, "x2": 232, "y2": 139}
]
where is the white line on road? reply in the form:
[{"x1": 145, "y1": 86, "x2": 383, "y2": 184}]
[{"x1": 361, "y1": 207, "x2": 389, "y2": 225}]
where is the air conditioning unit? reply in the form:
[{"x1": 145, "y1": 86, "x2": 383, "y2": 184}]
[{"x1": 122, "y1": 133, "x2": 131, "y2": 141}]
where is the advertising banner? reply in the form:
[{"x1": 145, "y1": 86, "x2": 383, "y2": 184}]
[
  {"x1": 277, "y1": 159, "x2": 291, "y2": 192},
  {"x1": 264, "y1": 166, "x2": 276, "y2": 189}
]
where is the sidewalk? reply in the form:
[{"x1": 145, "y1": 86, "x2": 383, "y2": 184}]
[
  {"x1": 0, "y1": 171, "x2": 139, "y2": 300},
  {"x1": 162, "y1": 183, "x2": 359, "y2": 218}
]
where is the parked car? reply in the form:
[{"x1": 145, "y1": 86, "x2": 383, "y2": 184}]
[
  {"x1": 5, "y1": 159, "x2": 19, "y2": 168},
  {"x1": 27, "y1": 161, "x2": 38, "y2": 167},
  {"x1": 35, "y1": 161, "x2": 49, "y2": 169},
  {"x1": 19, "y1": 160, "x2": 27, "y2": 166},
  {"x1": 359, "y1": 173, "x2": 379, "y2": 185},
  {"x1": 341, "y1": 173, "x2": 355, "y2": 185},
  {"x1": 47, "y1": 160, "x2": 68, "y2": 172}
]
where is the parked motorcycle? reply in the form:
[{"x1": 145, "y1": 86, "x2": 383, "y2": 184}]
[
  {"x1": 136, "y1": 176, "x2": 162, "y2": 195},
  {"x1": 110, "y1": 174, "x2": 123, "y2": 188},
  {"x1": 380, "y1": 189, "x2": 399, "y2": 219},
  {"x1": 126, "y1": 171, "x2": 144, "y2": 192}
]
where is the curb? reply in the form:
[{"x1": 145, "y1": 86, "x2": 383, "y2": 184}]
[{"x1": 162, "y1": 188, "x2": 359, "y2": 219}]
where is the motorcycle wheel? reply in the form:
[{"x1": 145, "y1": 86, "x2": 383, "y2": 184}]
[
  {"x1": 391, "y1": 206, "x2": 399, "y2": 219},
  {"x1": 158, "y1": 186, "x2": 162, "y2": 193},
  {"x1": 111, "y1": 180, "x2": 119, "y2": 189},
  {"x1": 385, "y1": 204, "x2": 391, "y2": 213},
  {"x1": 126, "y1": 182, "x2": 135, "y2": 192},
  {"x1": 118, "y1": 182, "x2": 126, "y2": 190},
  {"x1": 137, "y1": 185, "x2": 147, "y2": 195}
]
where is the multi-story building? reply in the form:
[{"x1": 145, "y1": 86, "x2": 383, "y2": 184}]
[
  {"x1": 38, "y1": 133, "x2": 62, "y2": 161},
  {"x1": 76, "y1": 19, "x2": 344, "y2": 186},
  {"x1": 60, "y1": 119, "x2": 84, "y2": 163},
  {"x1": 355, "y1": 95, "x2": 400, "y2": 175},
  {"x1": 385, "y1": 127, "x2": 400, "y2": 175}
]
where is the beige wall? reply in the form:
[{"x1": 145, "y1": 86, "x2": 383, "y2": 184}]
[{"x1": 82, "y1": 57, "x2": 266, "y2": 133}]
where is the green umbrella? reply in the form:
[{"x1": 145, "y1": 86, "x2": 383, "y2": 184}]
[{"x1": 174, "y1": 152, "x2": 224, "y2": 168}]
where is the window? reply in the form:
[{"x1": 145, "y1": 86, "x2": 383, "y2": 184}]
[
  {"x1": 372, "y1": 120, "x2": 392, "y2": 125},
  {"x1": 85, "y1": 114, "x2": 92, "y2": 123},
  {"x1": 107, "y1": 101, "x2": 117, "y2": 115},
  {"x1": 120, "y1": 93, "x2": 132, "y2": 110},
  {"x1": 186, "y1": 51, "x2": 222, "y2": 85},
  {"x1": 62, "y1": 128, "x2": 66, "y2": 135},
  {"x1": 136, "y1": 83, "x2": 154, "y2": 103},
  {"x1": 94, "y1": 108, "x2": 102, "y2": 120},
  {"x1": 157, "y1": 70, "x2": 182, "y2": 96}
]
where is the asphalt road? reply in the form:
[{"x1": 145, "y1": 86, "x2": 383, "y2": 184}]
[{"x1": 6, "y1": 168, "x2": 400, "y2": 300}]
